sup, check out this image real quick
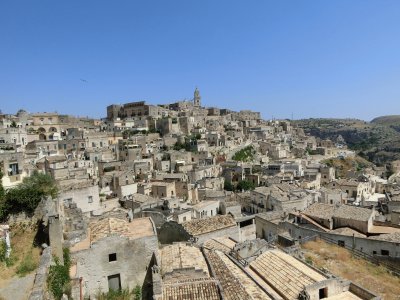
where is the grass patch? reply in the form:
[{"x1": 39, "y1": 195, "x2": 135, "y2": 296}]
[
  {"x1": 301, "y1": 239, "x2": 400, "y2": 300},
  {"x1": 97, "y1": 289, "x2": 137, "y2": 300},
  {"x1": 0, "y1": 223, "x2": 41, "y2": 287},
  {"x1": 16, "y1": 251, "x2": 37, "y2": 276}
]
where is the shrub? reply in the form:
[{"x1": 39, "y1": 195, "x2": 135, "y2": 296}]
[
  {"x1": 232, "y1": 146, "x2": 254, "y2": 162},
  {"x1": 237, "y1": 180, "x2": 256, "y2": 191},
  {"x1": 305, "y1": 256, "x2": 313, "y2": 265},
  {"x1": 0, "y1": 171, "x2": 58, "y2": 221},
  {"x1": 97, "y1": 289, "x2": 134, "y2": 300},
  {"x1": 16, "y1": 251, "x2": 37, "y2": 276},
  {"x1": 224, "y1": 181, "x2": 233, "y2": 191},
  {"x1": 133, "y1": 285, "x2": 142, "y2": 300},
  {"x1": 48, "y1": 248, "x2": 71, "y2": 300},
  {"x1": 0, "y1": 240, "x2": 7, "y2": 262}
]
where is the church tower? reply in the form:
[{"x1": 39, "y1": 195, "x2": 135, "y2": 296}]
[{"x1": 193, "y1": 87, "x2": 201, "y2": 107}]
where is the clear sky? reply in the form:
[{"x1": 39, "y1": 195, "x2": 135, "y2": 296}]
[{"x1": 1, "y1": 1, "x2": 400, "y2": 121}]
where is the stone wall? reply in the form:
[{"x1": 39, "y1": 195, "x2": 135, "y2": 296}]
[
  {"x1": 71, "y1": 234, "x2": 159, "y2": 299},
  {"x1": 283, "y1": 222, "x2": 400, "y2": 258},
  {"x1": 195, "y1": 225, "x2": 240, "y2": 245},
  {"x1": 28, "y1": 247, "x2": 52, "y2": 300}
]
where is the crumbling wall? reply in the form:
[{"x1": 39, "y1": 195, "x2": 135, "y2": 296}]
[{"x1": 28, "y1": 246, "x2": 52, "y2": 300}]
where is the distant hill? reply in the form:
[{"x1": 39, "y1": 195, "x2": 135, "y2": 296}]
[
  {"x1": 371, "y1": 115, "x2": 400, "y2": 132},
  {"x1": 371, "y1": 115, "x2": 400, "y2": 124},
  {"x1": 294, "y1": 117, "x2": 400, "y2": 167}
]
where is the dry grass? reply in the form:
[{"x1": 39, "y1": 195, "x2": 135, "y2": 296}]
[
  {"x1": 0, "y1": 223, "x2": 41, "y2": 287},
  {"x1": 302, "y1": 239, "x2": 400, "y2": 300}
]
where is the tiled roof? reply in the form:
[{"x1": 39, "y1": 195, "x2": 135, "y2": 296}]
[
  {"x1": 203, "y1": 237, "x2": 236, "y2": 254},
  {"x1": 303, "y1": 203, "x2": 374, "y2": 222},
  {"x1": 370, "y1": 232, "x2": 400, "y2": 242},
  {"x1": 249, "y1": 250, "x2": 326, "y2": 300},
  {"x1": 162, "y1": 278, "x2": 220, "y2": 300},
  {"x1": 89, "y1": 217, "x2": 155, "y2": 243},
  {"x1": 303, "y1": 203, "x2": 335, "y2": 220},
  {"x1": 183, "y1": 215, "x2": 236, "y2": 236},
  {"x1": 161, "y1": 243, "x2": 209, "y2": 278},
  {"x1": 204, "y1": 249, "x2": 252, "y2": 300},
  {"x1": 224, "y1": 201, "x2": 240, "y2": 207},
  {"x1": 332, "y1": 205, "x2": 373, "y2": 222},
  {"x1": 256, "y1": 211, "x2": 285, "y2": 222},
  {"x1": 215, "y1": 251, "x2": 271, "y2": 300}
]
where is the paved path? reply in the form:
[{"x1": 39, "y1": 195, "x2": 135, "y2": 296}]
[{"x1": 0, "y1": 273, "x2": 35, "y2": 300}]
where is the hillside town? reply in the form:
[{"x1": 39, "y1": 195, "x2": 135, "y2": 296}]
[{"x1": 1, "y1": 89, "x2": 400, "y2": 300}]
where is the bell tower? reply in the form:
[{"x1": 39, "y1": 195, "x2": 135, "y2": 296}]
[{"x1": 193, "y1": 87, "x2": 201, "y2": 107}]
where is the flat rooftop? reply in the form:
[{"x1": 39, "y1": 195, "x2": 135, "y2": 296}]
[
  {"x1": 325, "y1": 291, "x2": 362, "y2": 300},
  {"x1": 192, "y1": 200, "x2": 219, "y2": 210}
]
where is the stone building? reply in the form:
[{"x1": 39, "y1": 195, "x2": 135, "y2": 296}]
[
  {"x1": 58, "y1": 181, "x2": 101, "y2": 216},
  {"x1": 0, "y1": 151, "x2": 26, "y2": 189},
  {"x1": 107, "y1": 101, "x2": 169, "y2": 120},
  {"x1": 70, "y1": 217, "x2": 158, "y2": 298}
]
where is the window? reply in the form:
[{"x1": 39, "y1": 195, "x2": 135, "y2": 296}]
[
  {"x1": 109, "y1": 253, "x2": 117, "y2": 262},
  {"x1": 381, "y1": 250, "x2": 389, "y2": 256},
  {"x1": 8, "y1": 163, "x2": 19, "y2": 175},
  {"x1": 319, "y1": 288, "x2": 328, "y2": 299},
  {"x1": 64, "y1": 198, "x2": 73, "y2": 207},
  {"x1": 88, "y1": 196, "x2": 93, "y2": 203}
]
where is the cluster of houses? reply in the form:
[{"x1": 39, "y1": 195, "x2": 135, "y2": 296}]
[{"x1": 2, "y1": 89, "x2": 400, "y2": 299}]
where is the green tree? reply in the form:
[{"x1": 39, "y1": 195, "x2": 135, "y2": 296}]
[
  {"x1": 0, "y1": 171, "x2": 7, "y2": 221},
  {"x1": 224, "y1": 181, "x2": 233, "y2": 191},
  {"x1": 10, "y1": 121, "x2": 17, "y2": 128},
  {"x1": 237, "y1": 180, "x2": 256, "y2": 191},
  {"x1": 0, "y1": 171, "x2": 58, "y2": 221},
  {"x1": 232, "y1": 146, "x2": 255, "y2": 162}
]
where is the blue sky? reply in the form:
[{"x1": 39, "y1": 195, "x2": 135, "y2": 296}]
[{"x1": 1, "y1": 1, "x2": 400, "y2": 120}]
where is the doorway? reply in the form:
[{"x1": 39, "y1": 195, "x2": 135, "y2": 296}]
[{"x1": 108, "y1": 274, "x2": 121, "y2": 291}]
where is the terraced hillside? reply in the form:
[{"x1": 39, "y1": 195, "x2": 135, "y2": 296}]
[{"x1": 294, "y1": 117, "x2": 400, "y2": 166}]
